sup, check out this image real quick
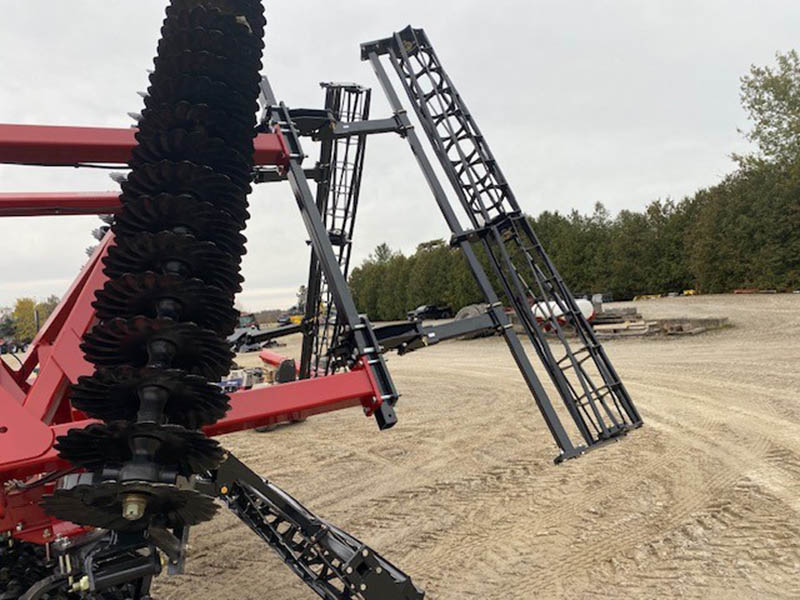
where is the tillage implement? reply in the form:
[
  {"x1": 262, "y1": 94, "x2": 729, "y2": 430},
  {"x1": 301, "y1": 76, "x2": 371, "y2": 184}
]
[{"x1": 0, "y1": 4, "x2": 641, "y2": 598}]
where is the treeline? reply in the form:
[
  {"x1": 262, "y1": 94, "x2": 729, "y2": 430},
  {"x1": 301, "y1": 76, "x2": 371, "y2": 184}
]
[
  {"x1": 349, "y1": 240, "x2": 480, "y2": 322},
  {"x1": 349, "y1": 50, "x2": 800, "y2": 321},
  {"x1": 348, "y1": 156, "x2": 800, "y2": 321},
  {"x1": 536, "y1": 156, "x2": 800, "y2": 298}
]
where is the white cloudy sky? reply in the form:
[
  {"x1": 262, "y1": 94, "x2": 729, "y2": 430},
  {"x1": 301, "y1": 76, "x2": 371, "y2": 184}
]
[{"x1": 1, "y1": 1, "x2": 797, "y2": 311}]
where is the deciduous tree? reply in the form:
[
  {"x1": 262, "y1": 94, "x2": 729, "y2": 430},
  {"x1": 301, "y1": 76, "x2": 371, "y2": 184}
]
[
  {"x1": 739, "y1": 49, "x2": 800, "y2": 163},
  {"x1": 12, "y1": 297, "x2": 37, "y2": 343}
]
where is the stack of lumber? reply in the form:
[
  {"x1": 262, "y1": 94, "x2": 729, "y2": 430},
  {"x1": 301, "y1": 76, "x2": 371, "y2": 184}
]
[
  {"x1": 504, "y1": 306, "x2": 729, "y2": 339},
  {"x1": 592, "y1": 309, "x2": 729, "y2": 338},
  {"x1": 591, "y1": 307, "x2": 656, "y2": 337}
]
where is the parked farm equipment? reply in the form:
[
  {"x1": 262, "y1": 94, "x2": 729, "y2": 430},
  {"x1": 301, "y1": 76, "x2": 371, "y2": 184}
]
[{"x1": 0, "y1": 4, "x2": 641, "y2": 598}]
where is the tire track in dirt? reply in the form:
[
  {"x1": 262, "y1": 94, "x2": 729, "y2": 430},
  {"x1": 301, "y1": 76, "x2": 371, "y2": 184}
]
[
  {"x1": 152, "y1": 295, "x2": 800, "y2": 599},
  {"x1": 414, "y1": 369, "x2": 788, "y2": 595},
  {"x1": 592, "y1": 478, "x2": 800, "y2": 599}
]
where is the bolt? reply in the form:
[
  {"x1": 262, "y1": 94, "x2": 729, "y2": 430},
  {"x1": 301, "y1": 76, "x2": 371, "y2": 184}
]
[
  {"x1": 15, "y1": 522, "x2": 23, "y2": 532},
  {"x1": 72, "y1": 576, "x2": 90, "y2": 592},
  {"x1": 346, "y1": 566, "x2": 353, "y2": 574},
  {"x1": 234, "y1": 15, "x2": 253, "y2": 33},
  {"x1": 42, "y1": 528, "x2": 51, "y2": 539},
  {"x1": 362, "y1": 549, "x2": 368, "y2": 557},
  {"x1": 121, "y1": 494, "x2": 148, "y2": 521},
  {"x1": 376, "y1": 567, "x2": 382, "y2": 574},
  {"x1": 220, "y1": 485, "x2": 229, "y2": 495},
  {"x1": 360, "y1": 584, "x2": 367, "y2": 591}
]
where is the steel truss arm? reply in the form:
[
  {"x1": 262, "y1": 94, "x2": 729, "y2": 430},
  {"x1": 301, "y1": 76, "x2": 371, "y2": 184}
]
[
  {"x1": 23, "y1": 447, "x2": 422, "y2": 600},
  {"x1": 362, "y1": 50, "x2": 581, "y2": 460},
  {"x1": 201, "y1": 453, "x2": 424, "y2": 600},
  {"x1": 299, "y1": 83, "x2": 376, "y2": 380},
  {"x1": 361, "y1": 27, "x2": 643, "y2": 459}
]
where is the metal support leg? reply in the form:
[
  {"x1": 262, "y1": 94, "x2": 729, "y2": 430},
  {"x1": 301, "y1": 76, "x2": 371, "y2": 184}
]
[{"x1": 260, "y1": 77, "x2": 398, "y2": 430}]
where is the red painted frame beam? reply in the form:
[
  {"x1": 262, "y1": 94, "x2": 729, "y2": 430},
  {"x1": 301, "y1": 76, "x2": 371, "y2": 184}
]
[
  {"x1": 0, "y1": 124, "x2": 289, "y2": 167},
  {"x1": 0, "y1": 369, "x2": 372, "y2": 481},
  {"x1": 0, "y1": 192, "x2": 121, "y2": 217},
  {"x1": 0, "y1": 369, "x2": 373, "y2": 542},
  {"x1": 204, "y1": 368, "x2": 371, "y2": 436},
  {"x1": 21, "y1": 237, "x2": 110, "y2": 424}
]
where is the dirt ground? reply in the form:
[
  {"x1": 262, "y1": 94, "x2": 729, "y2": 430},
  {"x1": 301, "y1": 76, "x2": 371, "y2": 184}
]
[{"x1": 154, "y1": 294, "x2": 800, "y2": 599}]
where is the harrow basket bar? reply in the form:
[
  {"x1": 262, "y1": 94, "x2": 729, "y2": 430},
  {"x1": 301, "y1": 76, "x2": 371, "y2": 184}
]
[{"x1": 362, "y1": 26, "x2": 642, "y2": 458}]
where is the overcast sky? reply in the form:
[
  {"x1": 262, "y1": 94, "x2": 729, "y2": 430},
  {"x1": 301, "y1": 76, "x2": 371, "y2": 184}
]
[{"x1": 1, "y1": 1, "x2": 798, "y2": 311}]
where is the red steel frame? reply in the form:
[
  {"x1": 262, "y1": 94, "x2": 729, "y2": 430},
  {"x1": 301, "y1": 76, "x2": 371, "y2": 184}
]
[
  {"x1": 0, "y1": 124, "x2": 288, "y2": 166},
  {"x1": 0, "y1": 123, "x2": 388, "y2": 544}
]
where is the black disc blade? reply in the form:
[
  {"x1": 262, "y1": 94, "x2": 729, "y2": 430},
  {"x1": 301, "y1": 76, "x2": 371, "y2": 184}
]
[
  {"x1": 157, "y1": 29, "x2": 262, "y2": 77},
  {"x1": 130, "y1": 129, "x2": 252, "y2": 189},
  {"x1": 137, "y1": 100, "x2": 256, "y2": 155},
  {"x1": 42, "y1": 476, "x2": 218, "y2": 531},
  {"x1": 71, "y1": 367, "x2": 230, "y2": 429},
  {"x1": 93, "y1": 272, "x2": 239, "y2": 335},
  {"x1": 153, "y1": 49, "x2": 260, "y2": 97},
  {"x1": 161, "y1": 6, "x2": 265, "y2": 57},
  {"x1": 114, "y1": 193, "x2": 247, "y2": 250},
  {"x1": 143, "y1": 76, "x2": 257, "y2": 133},
  {"x1": 166, "y1": 1, "x2": 267, "y2": 40},
  {"x1": 0, "y1": 543, "x2": 51, "y2": 599},
  {"x1": 103, "y1": 231, "x2": 243, "y2": 295},
  {"x1": 55, "y1": 422, "x2": 224, "y2": 476},
  {"x1": 120, "y1": 159, "x2": 250, "y2": 223},
  {"x1": 81, "y1": 317, "x2": 234, "y2": 379}
]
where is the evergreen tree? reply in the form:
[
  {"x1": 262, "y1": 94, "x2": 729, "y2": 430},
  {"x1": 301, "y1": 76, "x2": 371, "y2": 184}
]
[{"x1": 0, "y1": 315, "x2": 14, "y2": 339}]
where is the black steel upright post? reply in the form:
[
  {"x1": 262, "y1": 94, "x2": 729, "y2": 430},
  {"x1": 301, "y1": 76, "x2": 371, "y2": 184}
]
[
  {"x1": 260, "y1": 78, "x2": 399, "y2": 430},
  {"x1": 300, "y1": 83, "x2": 372, "y2": 379},
  {"x1": 298, "y1": 89, "x2": 335, "y2": 380}
]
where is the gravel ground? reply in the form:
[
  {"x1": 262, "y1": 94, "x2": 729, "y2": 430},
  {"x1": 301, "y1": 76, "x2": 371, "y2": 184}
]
[{"x1": 154, "y1": 293, "x2": 800, "y2": 599}]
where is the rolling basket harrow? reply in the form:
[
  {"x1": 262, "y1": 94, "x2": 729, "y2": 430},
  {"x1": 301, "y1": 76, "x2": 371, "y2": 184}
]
[{"x1": 0, "y1": 4, "x2": 641, "y2": 598}]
